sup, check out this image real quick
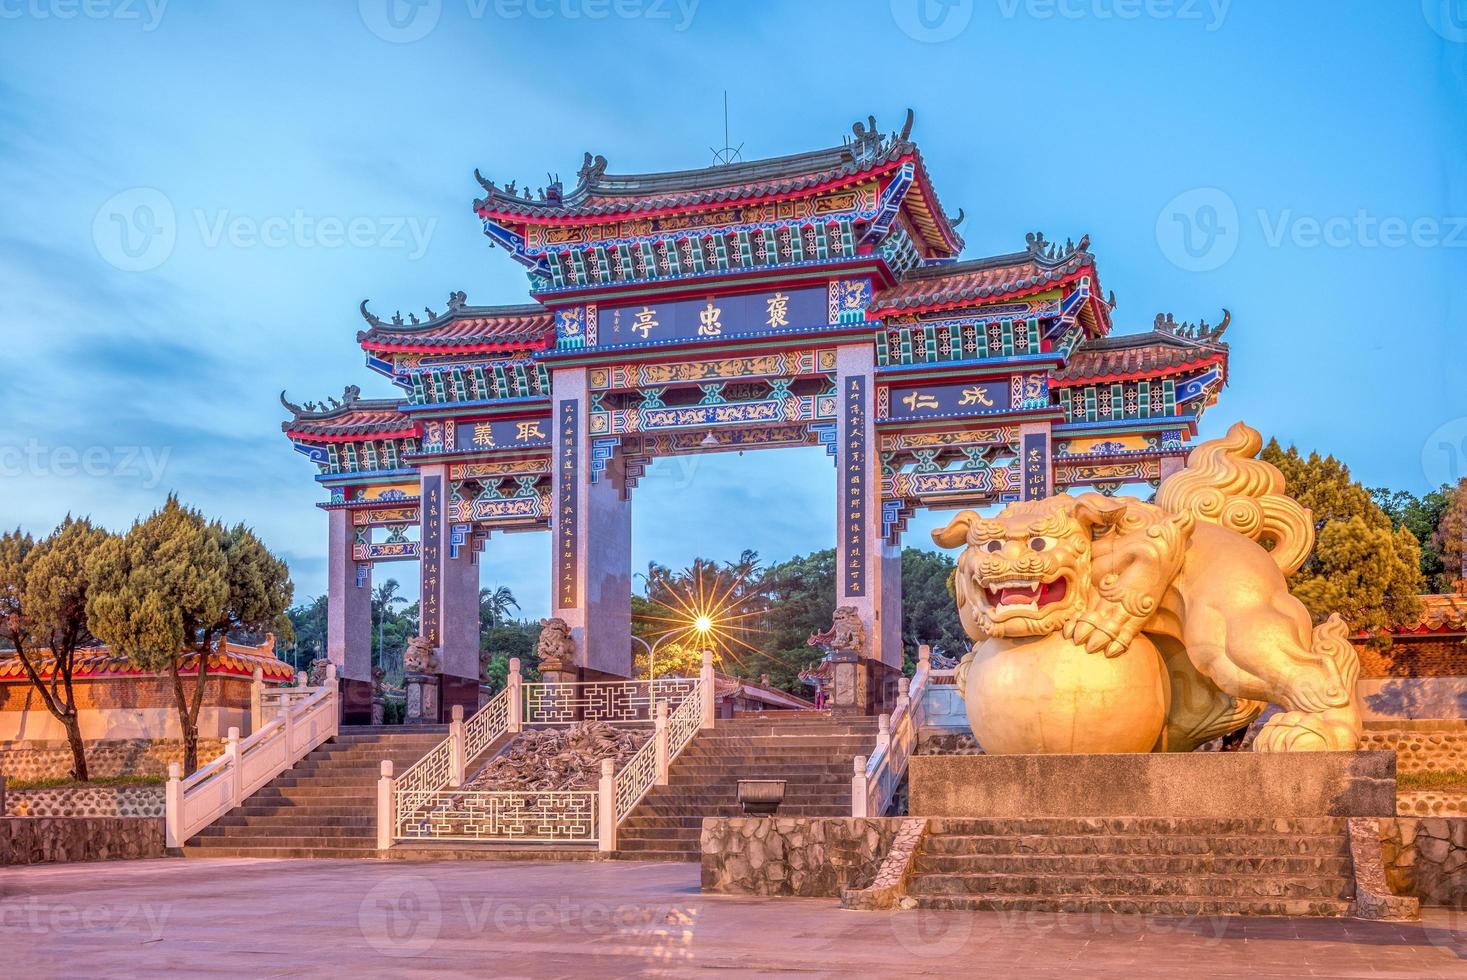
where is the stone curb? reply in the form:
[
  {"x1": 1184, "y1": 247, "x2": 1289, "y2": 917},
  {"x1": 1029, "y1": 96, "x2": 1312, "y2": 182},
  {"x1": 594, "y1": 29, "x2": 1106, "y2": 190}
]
[
  {"x1": 841, "y1": 818, "x2": 928, "y2": 911},
  {"x1": 1348, "y1": 817, "x2": 1420, "y2": 921}
]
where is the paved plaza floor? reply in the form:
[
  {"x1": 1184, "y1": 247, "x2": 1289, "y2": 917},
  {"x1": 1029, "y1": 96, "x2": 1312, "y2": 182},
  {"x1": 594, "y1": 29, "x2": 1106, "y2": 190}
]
[{"x1": 2, "y1": 858, "x2": 1463, "y2": 977}]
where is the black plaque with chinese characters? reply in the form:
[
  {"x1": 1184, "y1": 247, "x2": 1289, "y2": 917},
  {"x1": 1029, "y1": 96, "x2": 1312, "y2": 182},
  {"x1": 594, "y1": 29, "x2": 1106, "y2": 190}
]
[
  {"x1": 419, "y1": 473, "x2": 442, "y2": 645},
  {"x1": 599, "y1": 287, "x2": 827, "y2": 348},
  {"x1": 556, "y1": 399, "x2": 579, "y2": 609},
  {"x1": 461, "y1": 417, "x2": 552, "y2": 451},
  {"x1": 843, "y1": 375, "x2": 867, "y2": 598},
  {"x1": 884, "y1": 379, "x2": 1015, "y2": 421},
  {"x1": 1023, "y1": 430, "x2": 1050, "y2": 500}
]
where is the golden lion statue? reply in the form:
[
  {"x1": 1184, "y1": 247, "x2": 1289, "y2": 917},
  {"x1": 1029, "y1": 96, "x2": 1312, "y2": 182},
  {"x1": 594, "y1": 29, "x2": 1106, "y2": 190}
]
[{"x1": 933, "y1": 422, "x2": 1361, "y2": 754}]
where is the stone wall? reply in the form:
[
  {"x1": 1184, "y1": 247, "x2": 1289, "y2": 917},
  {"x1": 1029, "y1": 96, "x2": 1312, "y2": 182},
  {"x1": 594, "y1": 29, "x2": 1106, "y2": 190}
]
[
  {"x1": 0, "y1": 738, "x2": 225, "y2": 781},
  {"x1": 1381, "y1": 817, "x2": 1467, "y2": 907},
  {"x1": 0, "y1": 817, "x2": 166, "y2": 865},
  {"x1": 1361, "y1": 726, "x2": 1467, "y2": 773},
  {"x1": 700, "y1": 817, "x2": 902, "y2": 896},
  {"x1": 5, "y1": 785, "x2": 164, "y2": 818}
]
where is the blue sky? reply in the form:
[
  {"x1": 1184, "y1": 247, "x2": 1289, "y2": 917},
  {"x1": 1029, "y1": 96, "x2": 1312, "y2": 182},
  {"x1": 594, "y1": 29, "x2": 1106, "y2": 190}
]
[{"x1": 0, "y1": 0, "x2": 1461, "y2": 620}]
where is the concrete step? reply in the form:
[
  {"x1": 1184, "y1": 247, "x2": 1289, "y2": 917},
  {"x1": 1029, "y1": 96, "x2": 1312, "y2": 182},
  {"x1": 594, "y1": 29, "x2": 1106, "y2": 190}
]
[
  {"x1": 919, "y1": 834, "x2": 1351, "y2": 858},
  {"x1": 925, "y1": 817, "x2": 1351, "y2": 836},
  {"x1": 912, "y1": 853, "x2": 1354, "y2": 877},
  {"x1": 908, "y1": 894, "x2": 1354, "y2": 917},
  {"x1": 906, "y1": 871, "x2": 1352, "y2": 901},
  {"x1": 180, "y1": 845, "x2": 379, "y2": 859}
]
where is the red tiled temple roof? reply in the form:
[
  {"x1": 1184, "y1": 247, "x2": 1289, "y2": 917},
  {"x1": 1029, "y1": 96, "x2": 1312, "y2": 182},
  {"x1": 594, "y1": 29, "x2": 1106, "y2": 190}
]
[
  {"x1": 870, "y1": 240, "x2": 1097, "y2": 317},
  {"x1": 1367, "y1": 594, "x2": 1467, "y2": 637},
  {"x1": 473, "y1": 114, "x2": 963, "y2": 255},
  {"x1": 0, "y1": 635, "x2": 295, "y2": 683},
  {"x1": 280, "y1": 395, "x2": 417, "y2": 443},
  {"x1": 1053, "y1": 312, "x2": 1230, "y2": 385},
  {"x1": 357, "y1": 297, "x2": 553, "y2": 355}
]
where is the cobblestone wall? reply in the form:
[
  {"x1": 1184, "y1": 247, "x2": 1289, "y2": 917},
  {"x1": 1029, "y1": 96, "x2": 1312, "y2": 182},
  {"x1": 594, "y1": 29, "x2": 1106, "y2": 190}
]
[
  {"x1": 700, "y1": 817, "x2": 901, "y2": 896},
  {"x1": 0, "y1": 817, "x2": 166, "y2": 865},
  {"x1": 1381, "y1": 817, "x2": 1467, "y2": 907},
  {"x1": 5, "y1": 785, "x2": 164, "y2": 818},
  {"x1": 1362, "y1": 728, "x2": 1467, "y2": 773},
  {"x1": 0, "y1": 738, "x2": 225, "y2": 781}
]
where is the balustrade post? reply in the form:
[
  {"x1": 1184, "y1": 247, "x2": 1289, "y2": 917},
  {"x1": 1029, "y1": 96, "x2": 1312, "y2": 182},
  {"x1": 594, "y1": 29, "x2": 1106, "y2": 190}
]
[
  {"x1": 449, "y1": 704, "x2": 465, "y2": 788},
  {"x1": 296, "y1": 669, "x2": 307, "y2": 688},
  {"x1": 226, "y1": 726, "x2": 242, "y2": 807},
  {"x1": 876, "y1": 714, "x2": 891, "y2": 754},
  {"x1": 897, "y1": 677, "x2": 911, "y2": 713},
  {"x1": 851, "y1": 754, "x2": 869, "y2": 818},
  {"x1": 376, "y1": 760, "x2": 394, "y2": 852},
  {"x1": 699, "y1": 651, "x2": 716, "y2": 730},
  {"x1": 598, "y1": 758, "x2": 616, "y2": 852},
  {"x1": 654, "y1": 701, "x2": 670, "y2": 785},
  {"x1": 508, "y1": 657, "x2": 523, "y2": 733},
  {"x1": 284, "y1": 691, "x2": 296, "y2": 755},
  {"x1": 165, "y1": 762, "x2": 182, "y2": 848},
  {"x1": 249, "y1": 667, "x2": 263, "y2": 735},
  {"x1": 325, "y1": 662, "x2": 338, "y2": 688},
  {"x1": 918, "y1": 644, "x2": 931, "y2": 674}
]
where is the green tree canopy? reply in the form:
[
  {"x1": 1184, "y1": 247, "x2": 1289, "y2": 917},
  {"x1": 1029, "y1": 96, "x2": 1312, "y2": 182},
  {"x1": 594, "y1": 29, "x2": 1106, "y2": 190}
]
[
  {"x1": 0, "y1": 518, "x2": 112, "y2": 780},
  {"x1": 1263, "y1": 441, "x2": 1424, "y2": 632},
  {"x1": 87, "y1": 498, "x2": 292, "y2": 774}
]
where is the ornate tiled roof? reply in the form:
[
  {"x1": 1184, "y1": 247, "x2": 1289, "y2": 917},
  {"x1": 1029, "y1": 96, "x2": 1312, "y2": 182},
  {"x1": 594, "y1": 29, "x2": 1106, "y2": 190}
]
[
  {"x1": 712, "y1": 672, "x2": 816, "y2": 710},
  {"x1": 356, "y1": 293, "x2": 553, "y2": 354},
  {"x1": 472, "y1": 111, "x2": 963, "y2": 254},
  {"x1": 1387, "y1": 594, "x2": 1467, "y2": 635},
  {"x1": 0, "y1": 636, "x2": 295, "y2": 683},
  {"x1": 870, "y1": 233, "x2": 1098, "y2": 316},
  {"x1": 1053, "y1": 312, "x2": 1230, "y2": 385},
  {"x1": 279, "y1": 387, "x2": 416, "y2": 442}
]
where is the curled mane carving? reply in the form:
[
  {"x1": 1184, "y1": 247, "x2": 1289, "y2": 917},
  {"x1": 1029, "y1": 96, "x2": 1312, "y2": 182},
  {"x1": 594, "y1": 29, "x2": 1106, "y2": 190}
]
[{"x1": 1156, "y1": 422, "x2": 1313, "y2": 574}]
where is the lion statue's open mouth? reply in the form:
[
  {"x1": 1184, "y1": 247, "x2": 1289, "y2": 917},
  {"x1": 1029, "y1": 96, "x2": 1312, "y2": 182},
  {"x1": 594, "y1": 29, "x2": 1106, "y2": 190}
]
[{"x1": 982, "y1": 576, "x2": 1070, "y2": 615}]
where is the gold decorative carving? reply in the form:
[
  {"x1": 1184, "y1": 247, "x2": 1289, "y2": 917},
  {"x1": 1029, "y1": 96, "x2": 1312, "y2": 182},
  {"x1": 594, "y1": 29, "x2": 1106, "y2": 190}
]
[{"x1": 933, "y1": 422, "x2": 1362, "y2": 754}]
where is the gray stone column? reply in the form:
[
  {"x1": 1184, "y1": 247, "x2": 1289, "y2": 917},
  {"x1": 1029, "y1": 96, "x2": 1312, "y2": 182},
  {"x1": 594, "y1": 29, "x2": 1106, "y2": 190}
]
[
  {"x1": 419, "y1": 462, "x2": 481, "y2": 719},
  {"x1": 326, "y1": 508, "x2": 371, "y2": 682},
  {"x1": 551, "y1": 368, "x2": 633, "y2": 679},
  {"x1": 1159, "y1": 453, "x2": 1187, "y2": 485},
  {"x1": 835, "y1": 345, "x2": 900, "y2": 671}
]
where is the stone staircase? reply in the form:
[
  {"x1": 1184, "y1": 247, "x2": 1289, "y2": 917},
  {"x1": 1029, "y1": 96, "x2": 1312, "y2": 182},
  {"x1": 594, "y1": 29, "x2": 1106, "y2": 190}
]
[
  {"x1": 182, "y1": 726, "x2": 450, "y2": 859},
  {"x1": 904, "y1": 817, "x2": 1357, "y2": 917},
  {"x1": 615, "y1": 713, "x2": 880, "y2": 862}
]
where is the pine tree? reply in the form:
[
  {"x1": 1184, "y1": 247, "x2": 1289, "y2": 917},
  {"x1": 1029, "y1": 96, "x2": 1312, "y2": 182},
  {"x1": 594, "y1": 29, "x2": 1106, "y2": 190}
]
[
  {"x1": 1262, "y1": 440, "x2": 1425, "y2": 632},
  {"x1": 0, "y1": 519, "x2": 110, "y2": 781},
  {"x1": 87, "y1": 499, "x2": 293, "y2": 774}
]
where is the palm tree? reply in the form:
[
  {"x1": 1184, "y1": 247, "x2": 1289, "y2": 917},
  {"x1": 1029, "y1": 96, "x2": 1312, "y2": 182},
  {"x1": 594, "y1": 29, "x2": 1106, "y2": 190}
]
[
  {"x1": 372, "y1": 579, "x2": 408, "y2": 669},
  {"x1": 479, "y1": 586, "x2": 519, "y2": 629}
]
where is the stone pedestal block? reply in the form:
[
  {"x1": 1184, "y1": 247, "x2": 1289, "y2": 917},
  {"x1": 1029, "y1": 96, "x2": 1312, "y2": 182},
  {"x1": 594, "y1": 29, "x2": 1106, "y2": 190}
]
[
  {"x1": 404, "y1": 672, "x2": 439, "y2": 725},
  {"x1": 909, "y1": 751, "x2": 1398, "y2": 818},
  {"x1": 828, "y1": 653, "x2": 867, "y2": 716}
]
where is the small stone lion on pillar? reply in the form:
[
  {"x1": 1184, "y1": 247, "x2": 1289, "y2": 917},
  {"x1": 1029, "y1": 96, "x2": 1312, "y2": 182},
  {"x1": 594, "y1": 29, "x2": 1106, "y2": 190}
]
[
  {"x1": 808, "y1": 606, "x2": 867, "y2": 657},
  {"x1": 403, "y1": 635, "x2": 441, "y2": 675},
  {"x1": 537, "y1": 617, "x2": 576, "y2": 672}
]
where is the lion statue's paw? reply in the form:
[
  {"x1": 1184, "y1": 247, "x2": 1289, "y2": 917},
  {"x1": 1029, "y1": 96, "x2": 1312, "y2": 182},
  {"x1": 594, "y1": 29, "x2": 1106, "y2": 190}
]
[
  {"x1": 1252, "y1": 710, "x2": 1357, "y2": 753},
  {"x1": 1066, "y1": 608, "x2": 1141, "y2": 658}
]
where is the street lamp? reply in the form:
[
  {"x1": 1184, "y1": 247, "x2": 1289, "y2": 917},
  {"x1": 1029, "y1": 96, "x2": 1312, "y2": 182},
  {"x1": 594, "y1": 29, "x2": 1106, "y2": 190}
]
[{"x1": 633, "y1": 614, "x2": 714, "y2": 682}]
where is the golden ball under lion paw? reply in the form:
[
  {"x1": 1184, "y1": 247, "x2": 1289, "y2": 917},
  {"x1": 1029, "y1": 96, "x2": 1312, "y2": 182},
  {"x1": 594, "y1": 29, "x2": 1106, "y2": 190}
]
[{"x1": 963, "y1": 630, "x2": 1170, "y2": 754}]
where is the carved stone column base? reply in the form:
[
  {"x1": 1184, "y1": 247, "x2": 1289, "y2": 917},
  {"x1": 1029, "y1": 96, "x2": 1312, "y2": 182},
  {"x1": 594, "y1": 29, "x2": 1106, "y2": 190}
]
[
  {"x1": 828, "y1": 652, "x2": 867, "y2": 716},
  {"x1": 404, "y1": 671, "x2": 440, "y2": 725}
]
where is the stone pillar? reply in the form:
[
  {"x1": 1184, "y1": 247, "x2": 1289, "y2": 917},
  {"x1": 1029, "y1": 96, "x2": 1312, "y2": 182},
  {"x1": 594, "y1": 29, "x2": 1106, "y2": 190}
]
[
  {"x1": 1019, "y1": 420, "x2": 1053, "y2": 500},
  {"x1": 551, "y1": 368, "x2": 633, "y2": 679},
  {"x1": 327, "y1": 508, "x2": 373, "y2": 724},
  {"x1": 1159, "y1": 453, "x2": 1187, "y2": 485},
  {"x1": 418, "y1": 462, "x2": 481, "y2": 721},
  {"x1": 835, "y1": 345, "x2": 900, "y2": 673}
]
